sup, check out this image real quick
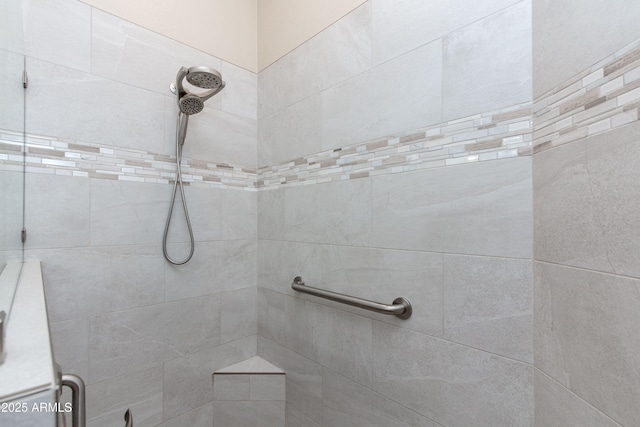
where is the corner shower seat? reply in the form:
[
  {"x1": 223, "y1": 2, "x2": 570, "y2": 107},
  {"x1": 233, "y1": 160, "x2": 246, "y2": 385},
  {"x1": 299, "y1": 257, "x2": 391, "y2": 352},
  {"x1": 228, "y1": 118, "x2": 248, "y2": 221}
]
[{"x1": 213, "y1": 356, "x2": 285, "y2": 426}]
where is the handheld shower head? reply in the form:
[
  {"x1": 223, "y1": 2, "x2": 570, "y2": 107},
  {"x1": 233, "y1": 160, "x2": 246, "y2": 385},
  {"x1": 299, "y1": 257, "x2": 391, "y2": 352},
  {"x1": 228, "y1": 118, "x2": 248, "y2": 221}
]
[
  {"x1": 185, "y1": 65, "x2": 223, "y2": 89},
  {"x1": 178, "y1": 95, "x2": 205, "y2": 115},
  {"x1": 174, "y1": 66, "x2": 225, "y2": 115}
]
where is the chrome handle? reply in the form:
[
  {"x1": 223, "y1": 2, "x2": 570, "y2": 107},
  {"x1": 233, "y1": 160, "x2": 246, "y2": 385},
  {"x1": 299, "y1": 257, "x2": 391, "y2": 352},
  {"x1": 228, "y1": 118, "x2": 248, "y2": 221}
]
[
  {"x1": 124, "y1": 409, "x2": 133, "y2": 427},
  {"x1": 291, "y1": 276, "x2": 412, "y2": 319},
  {"x1": 61, "y1": 374, "x2": 86, "y2": 427}
]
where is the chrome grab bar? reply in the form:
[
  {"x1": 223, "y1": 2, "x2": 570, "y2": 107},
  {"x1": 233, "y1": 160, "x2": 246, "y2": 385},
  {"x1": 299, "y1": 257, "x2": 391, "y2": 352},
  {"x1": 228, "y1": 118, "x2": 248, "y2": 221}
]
[
  {"x1": 61, "y1": 374, "x2": 86, "y2": 427},
  {"x1": 291, "y1": 276, "x2": 412, "y2": 319}
]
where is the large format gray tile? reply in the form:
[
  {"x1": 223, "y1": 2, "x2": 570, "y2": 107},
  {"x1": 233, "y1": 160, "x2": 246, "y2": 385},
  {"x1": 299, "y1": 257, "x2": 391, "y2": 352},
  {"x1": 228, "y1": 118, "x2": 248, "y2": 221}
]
[
  {"x1": 258, "y1": 288, "x2": 287, "y2": 347},
  {"x1": 86, "y1": 366, "x2": 163, "y2": 427},
  {"x1": 0, "y1": 50, "x2": 25, "y2": 132},
  {"x1": 258, "y1": 94, "x2": 322, "y2": 167},
  {"x1": 257, "y1": 240, "x2": 322, "y2": 298},
  {"x1": 258, "y1": 179, "x2": 372, "y2": 246},
  {"x1": 371, "y1": 0, "x2": 522, "y2": 65},
  {"x1": 323, "y1": 369, "x2": 439, "y2": 427},
  {"x1": 213, "y1": 375, "x2": 250, "y2": 401},
  {"x1": 23, "y1": 0, "x2": 91, "y2": 72},
  {"x1": 443, "y1": 0, "x2": 531, "y2": 120},
  {"x1": 88, "y1": 294, "x2": 220, "y2": 383},
  {"x1": 91, "y1": 9, "x2": 223, "y2": 99},
  {"x1": 90, "y1": 179, "x2": 224, "y2": 246},
  {"x1": 157, "y1": 403, "x2": 213, "y2": 427},
  {"x1": 163, "y1": 335, "x2": 256, "y2": 419},
  {"x1": 164, "y1": 239, "x2": 257, "y2": 301},
  {"x1": 0, "y1": 0, "x2": 24, "y2": 54},
  {"x1": 533, "y1": 0, "x2": 640, "y2": 97},
  {"x1": 285, "y1": 403, "x2": 321, "y2": 427},
  {"x1": 285, "y1": 297, "x2": 372, "y2": 387},
  {"x1": 213, "y1": 401, "x2": 285, "y2": 427},
  {"x1": 373, "y1": 157, "x2": 532, "y2": 258},
  {"x1": 534, "y1": 262, "x2": 640, "y2": 426},
  {"x1": 534, "y1": 122, "x2": 640, "y2": 277},
  {"x1": 36, "y1": 245, "x2": 164, "y2": 322},
  {"x1": 444, "y1": 254, "x2": 532, "y2": 362},
  {"x1": 220, "y1": 60, "x2": 257, "y2": 120},
  {"x1": 257, "y1": 189, "x2": 285, "y2": 240},
  {"x1": 25, "y1": 173, "x2": 90, "y2": 250},
  {"x1": 321, "y1": 39, "x2": 442, "y2": 150},
  {"x1": 221, "y1": 189, "x2": 257, "y2": 241},
  {"x1": 90, "y1": 179, "x2": 170, "y2": 246},
  {"x1": 258, "y1": 2, "x2": 372, "y2": 119},
  {"x1": 165, "y1": 99, "x2": 257, "y2": 168},
  {"x1": 0, "y1": 171, "x2": 24, "y2": 251},
  {"x1": 50, "y1": 317, "x2": 89, "y2": 381},
  {"x1": 258, "y1": 337, "x2": 323, "y2": 425},
  {"x1": 221, "y1": 287, "x2": 257, "y2": 344},
  {"x1": 373, "y1": 322, "x2": 533, "y2": 427},
  {"x1": 250, "y1": 375, "x2": 285, "y2": 401},
  {"x1": 534, "y1": 369, "x2": 621, "y2": 427},
  {"x1": 26, "y1": 58, "x2": 165, "y2": 153}
]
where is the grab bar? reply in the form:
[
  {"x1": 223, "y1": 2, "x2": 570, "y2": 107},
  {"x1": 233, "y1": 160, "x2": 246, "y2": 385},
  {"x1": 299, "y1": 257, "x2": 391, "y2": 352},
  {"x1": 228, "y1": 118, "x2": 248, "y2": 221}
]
[
  {"x1": 61, "y1": 374, "x2": 86, "y2": 427},
  {"x1": 291, "y1": 276, "x2": 412, "y2": 319}
]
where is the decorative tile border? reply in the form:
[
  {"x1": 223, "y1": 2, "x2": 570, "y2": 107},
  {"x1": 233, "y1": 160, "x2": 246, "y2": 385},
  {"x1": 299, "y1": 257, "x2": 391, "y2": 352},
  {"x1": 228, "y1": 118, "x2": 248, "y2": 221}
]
[
  {"x1": 257, "y1": 103, "x2": 532, "y2": 189},
  {"x1": 533, "y1": 39, "x2": 640, "y2": 153},
  {"x1": 0, "y1": 102, "x2": 533, "y2": 191},
  {"x1": 0, "y1": 130, "x2": 258, "y2": 190},
  {"x1": 4, "y1": 43, "x2": 638, "y2": 191}
]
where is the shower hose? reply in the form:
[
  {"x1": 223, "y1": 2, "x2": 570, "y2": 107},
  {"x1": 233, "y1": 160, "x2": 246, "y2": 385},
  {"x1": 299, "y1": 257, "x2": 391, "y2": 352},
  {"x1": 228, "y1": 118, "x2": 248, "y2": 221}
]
[{"x1": 162, "y1": 112, "x2": 195, "y2": 265}]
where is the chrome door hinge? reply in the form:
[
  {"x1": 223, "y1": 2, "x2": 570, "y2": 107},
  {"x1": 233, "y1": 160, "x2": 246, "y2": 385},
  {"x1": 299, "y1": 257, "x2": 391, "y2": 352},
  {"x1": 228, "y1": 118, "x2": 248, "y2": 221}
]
[
  {"x1": 21, "y1": 228, "x2": 27, "y2": 243},
  {"x1": 22, "y1": 70, "x2": 28, "y2": 89}
]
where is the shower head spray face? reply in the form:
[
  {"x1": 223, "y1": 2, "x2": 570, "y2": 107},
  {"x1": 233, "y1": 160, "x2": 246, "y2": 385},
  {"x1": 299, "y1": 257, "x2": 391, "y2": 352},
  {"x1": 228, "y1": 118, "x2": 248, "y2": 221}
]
[
  {"x1": 174, "y1": 65, "x2": 225, "y2": 115},
  {"x1": 185, "y1": 66, "x2": 223, "y2": 89},
  {"x1": 178, "y1": 95, "x2": 205, "y2": 115}
]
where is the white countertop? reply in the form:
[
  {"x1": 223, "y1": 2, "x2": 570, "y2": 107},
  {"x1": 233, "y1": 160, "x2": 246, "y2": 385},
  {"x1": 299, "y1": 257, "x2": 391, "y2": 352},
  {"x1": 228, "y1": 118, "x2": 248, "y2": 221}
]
[{"x1": 0, "y1": 261, "x2": 56, "y2": 401}]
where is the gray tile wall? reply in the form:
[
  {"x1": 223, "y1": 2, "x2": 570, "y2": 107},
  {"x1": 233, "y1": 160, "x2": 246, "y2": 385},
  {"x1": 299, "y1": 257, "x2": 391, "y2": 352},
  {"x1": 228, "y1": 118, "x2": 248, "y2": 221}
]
[
  {"x1": 258, "y1": 0, "x2": 532, "y2": 168},
  {"x1": 1, "y1": 23, "x2": 26, "y2": 269},
  {"x1": 212, "y1": 373, "x2": 285, "y2": 426},
  {"x1": 258, "y1": 2, "x2": 534, "y2": 426},
  {"x1": 532, "y1": 2, "x2": 640, "y2": 424},
  {"x1": 15, "y1": 1, "x2": 258, "y2": 426},
  {"x1": 11, "y1": 0, "x2": 638, "y2": 426},
  {"x1": 533, "y1": 122, "x2": 640, "y2": 426},
  {"x1": 533, "y1": 0, "x2": 640, "y2": 97}
]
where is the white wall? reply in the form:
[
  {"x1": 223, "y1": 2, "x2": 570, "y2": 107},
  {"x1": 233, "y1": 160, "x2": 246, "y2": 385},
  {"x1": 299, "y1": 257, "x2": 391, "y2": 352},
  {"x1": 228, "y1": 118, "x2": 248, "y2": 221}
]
[
  {"x1": 78, "y1": 0, "x2": 369, "y2": 72},
  {"x1": 257, "y1": 0, "x2": 367, "y2": 70},
  {"x1": 80, "y1": 0, "x2": 258, "y2": 71}
]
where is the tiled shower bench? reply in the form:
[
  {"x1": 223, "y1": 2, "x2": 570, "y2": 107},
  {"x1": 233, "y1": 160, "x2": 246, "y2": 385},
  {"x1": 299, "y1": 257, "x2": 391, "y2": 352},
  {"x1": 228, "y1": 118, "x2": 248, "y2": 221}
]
[{"x1": 213, "y1": 356, "x2": 285, "y2": 427}]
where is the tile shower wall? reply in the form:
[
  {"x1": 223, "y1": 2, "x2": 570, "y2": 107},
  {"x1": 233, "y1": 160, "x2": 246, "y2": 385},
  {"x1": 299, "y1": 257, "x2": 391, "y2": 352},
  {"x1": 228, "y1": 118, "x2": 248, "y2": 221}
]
[
  {"x1": 532, "y1": 0, "x2": 640, "y2": 425},
  {"x1": 0, "y1": 0, "x2": 257, "y2": 426},
  {"x1": 257, "y1": 1, "x2": 534, "y2": 426}
]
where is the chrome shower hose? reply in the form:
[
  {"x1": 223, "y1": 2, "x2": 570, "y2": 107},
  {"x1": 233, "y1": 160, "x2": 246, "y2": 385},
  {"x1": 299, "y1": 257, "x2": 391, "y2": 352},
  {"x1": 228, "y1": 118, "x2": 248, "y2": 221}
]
[{"x1": 162, "y1": 112, "x2": 195, "y2": 265}]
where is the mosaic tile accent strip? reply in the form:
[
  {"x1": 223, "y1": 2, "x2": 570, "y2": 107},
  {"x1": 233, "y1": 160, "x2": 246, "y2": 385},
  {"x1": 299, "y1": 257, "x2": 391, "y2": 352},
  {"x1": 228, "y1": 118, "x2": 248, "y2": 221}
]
[
  {"x1": 533, "y1": 39, "x2": 640, "y2": 153},
  {"x1": 1, "y1": 103, "x2": 533, "y2": 191},
  {"x1": 0, "y1": 130, "x2": 258, "y2": 191},
  {"x1": 257, "y1": 103, "x2": 533, "y2": 189}
]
